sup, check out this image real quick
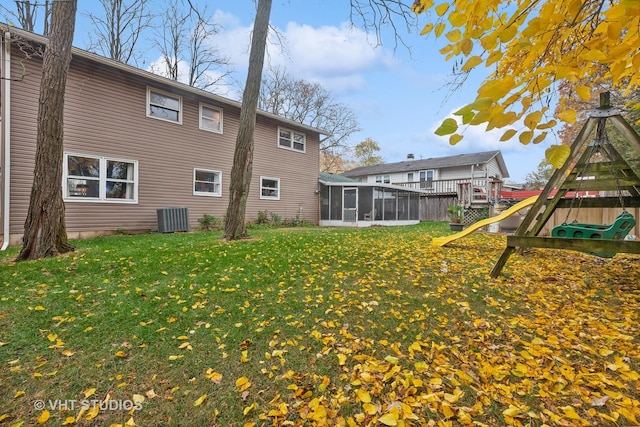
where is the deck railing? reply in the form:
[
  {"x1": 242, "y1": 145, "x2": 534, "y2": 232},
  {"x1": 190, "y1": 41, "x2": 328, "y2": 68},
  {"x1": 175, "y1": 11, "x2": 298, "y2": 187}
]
[{"x1": 393, "y1": 178, "x2": 490, "y2": 195}]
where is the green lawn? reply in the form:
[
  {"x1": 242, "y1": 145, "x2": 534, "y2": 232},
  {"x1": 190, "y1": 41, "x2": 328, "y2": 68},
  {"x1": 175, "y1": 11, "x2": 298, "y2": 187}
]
[{"x1": 1, "y1": 223, "x2": 639, "y2": 426}]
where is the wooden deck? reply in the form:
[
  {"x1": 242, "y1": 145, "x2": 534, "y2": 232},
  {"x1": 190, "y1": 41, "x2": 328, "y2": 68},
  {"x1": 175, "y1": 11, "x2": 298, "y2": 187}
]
[
  {"x1": 395, "y1": 178, "x2": 500, "y2": 213},
  {"x1": 394, "y1": 178, "x2": 477, "y2": 195}
]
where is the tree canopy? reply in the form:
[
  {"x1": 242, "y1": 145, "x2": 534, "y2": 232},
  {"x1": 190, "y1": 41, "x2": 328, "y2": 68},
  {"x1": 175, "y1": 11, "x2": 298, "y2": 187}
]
[
  {"x1": 413, "y1": 0, "x2": 640, "y2": 164},
  {"x1": 354, "y1": 138, "x2": 384, "y2": 166},
  {"x1": 523, "y1": 159, "x2": 553, "y2": 190}
]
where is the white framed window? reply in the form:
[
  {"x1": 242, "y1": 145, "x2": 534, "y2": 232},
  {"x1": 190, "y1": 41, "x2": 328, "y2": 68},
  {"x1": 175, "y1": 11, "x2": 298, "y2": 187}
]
[
  {"x1": 260, "y1": 176, "x2": 280, "y2": 200},
  {"x1": 199, "y1": 104, "x2": 223, "y2": 133},
  {"x1": 383, "y1": 175, "x2": 390, "y2": 184},
  {"x1": 419, "y1": 170, "x2": 434, "y2": 189},
  {"x1": 64, "y1": 153, "x2": 138, "y2": 203},
  {"x1": 193, "y1": 168, "x2": 222, "y2": 196},
  {"x1": 278, "y1": 127, "x2": 306, "y2": 152},
  {"x1": 407, "y1": 172, "x2": 414, "y2": 182},
  {"x1": 375, "y1": 175, "x2": 382, "y2": 183},
  {"x1": 147, "y1": 87, "x2": 182, "y2": 123}
]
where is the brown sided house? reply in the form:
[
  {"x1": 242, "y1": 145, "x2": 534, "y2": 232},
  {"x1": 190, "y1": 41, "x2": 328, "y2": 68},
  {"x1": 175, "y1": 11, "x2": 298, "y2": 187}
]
[{"x1": 0, "y1": 26, "x2": 327, "y2": 247}]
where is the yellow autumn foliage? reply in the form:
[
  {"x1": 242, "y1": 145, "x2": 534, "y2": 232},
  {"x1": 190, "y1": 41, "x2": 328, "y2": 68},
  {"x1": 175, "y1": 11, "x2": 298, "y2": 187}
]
[{"x1": 411, "y1": 0, "x2": 640, "y2": 148}]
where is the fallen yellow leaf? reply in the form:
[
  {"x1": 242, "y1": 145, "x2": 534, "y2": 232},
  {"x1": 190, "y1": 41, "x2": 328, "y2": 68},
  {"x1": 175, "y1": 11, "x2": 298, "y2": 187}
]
[
  {"x1": 85, "y1": 405, "x2": 99, "y2": 420},
  {"x1": 36, "y1": 410, "x2": 50, "y2": 424},
  {"x1": 356, "y1": 389, "x2": 371, "y2": 404},
  {"x1": 378, "y1": 412, "x2": 398, "y2": 426},
  {"x1": 193, "y1": 394, "x2": 207, "y2": 407},
  {"x1": 235, "y1": 376, "x2": 251, "y2": 391},
  {"x1": 384, "y1": 355, "x2": 399, "y2": 364},
  {"x1": 337, "y1": 353, "x2": 347, "y2": 366},
  {"x1": 561, "y1": 405, "x2": 581, "y2": 420},
  {"x1": 243, "y1": 402, "x2": 256, "y2": 415}
]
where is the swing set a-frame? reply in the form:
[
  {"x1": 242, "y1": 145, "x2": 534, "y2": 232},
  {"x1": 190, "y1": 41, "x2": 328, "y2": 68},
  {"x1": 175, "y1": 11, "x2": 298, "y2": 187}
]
[{"x1": 490, "y1": 93, "x2": 640, "y2": 278}]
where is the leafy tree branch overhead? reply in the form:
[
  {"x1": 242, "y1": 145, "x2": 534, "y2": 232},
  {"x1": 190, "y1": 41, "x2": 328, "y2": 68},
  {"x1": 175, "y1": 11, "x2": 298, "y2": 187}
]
[{"x1": 412, "y1": 0, "x2": 640, "y2": 164}]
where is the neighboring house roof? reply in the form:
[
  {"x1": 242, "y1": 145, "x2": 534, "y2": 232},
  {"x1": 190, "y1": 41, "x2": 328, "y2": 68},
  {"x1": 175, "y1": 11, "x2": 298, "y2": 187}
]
[
  {"x1": 343, "y1": 150, "x2": 509, "y2": 178},
  {"x1": 3, "y1": 24, "x2": 330, "y2": 137}
]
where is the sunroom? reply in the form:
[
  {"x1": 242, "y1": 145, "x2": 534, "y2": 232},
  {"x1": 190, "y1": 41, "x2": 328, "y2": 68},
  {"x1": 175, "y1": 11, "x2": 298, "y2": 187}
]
[{"x1": 319, "y1": 175, "x2": 425, "y2": 227}]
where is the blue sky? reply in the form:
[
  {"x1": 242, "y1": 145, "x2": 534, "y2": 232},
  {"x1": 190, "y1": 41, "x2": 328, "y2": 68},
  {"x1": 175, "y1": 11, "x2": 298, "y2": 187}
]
[{"x1": 69, "y1": 0, "x2": 554, "y2": 182}]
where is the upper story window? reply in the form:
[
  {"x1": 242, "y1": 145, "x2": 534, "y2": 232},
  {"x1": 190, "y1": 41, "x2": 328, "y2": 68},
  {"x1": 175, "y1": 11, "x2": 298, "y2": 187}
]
[
  {"x1": 194, "y1": 168, "x2": 222, "y2": 196},
  {"x1": 383, "y1": 175, "x2": 390, "y2": 184},
  {"x1": 419, "y1": 170, "x2": 434, "y2": 181},
  {"x1": 375, "y1": 175, "x2": 382, "y2": 183},
  {"x1": 200, "y1": 104, "x2": 223, "y2": 133},
  {"x1": 64, "y1": 153, "x2": 138, "y2": 203},
  {"x1": 278, "y1": 127, "x2": 306, "y2": 152},
  {"x1": 147, "y1": 87, "x2": 182, "y2": 123},
  {"x1": 407, "y1": 172, "x2": 414, "y2": 182},
  {"x1": 260, "y1": 176, "x2": 280, "y2": 200}
]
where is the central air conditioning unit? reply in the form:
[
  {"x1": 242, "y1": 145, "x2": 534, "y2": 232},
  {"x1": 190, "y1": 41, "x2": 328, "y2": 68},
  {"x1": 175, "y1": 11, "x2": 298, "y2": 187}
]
[{"x1": 157, "y1": 207, "x2": 189, "y2": 233}]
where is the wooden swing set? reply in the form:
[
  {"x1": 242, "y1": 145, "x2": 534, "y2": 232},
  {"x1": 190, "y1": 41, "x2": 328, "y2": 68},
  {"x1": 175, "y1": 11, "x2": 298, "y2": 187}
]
[{"x1": 491, "y1": 93, "x2": 640, "y2": 278}]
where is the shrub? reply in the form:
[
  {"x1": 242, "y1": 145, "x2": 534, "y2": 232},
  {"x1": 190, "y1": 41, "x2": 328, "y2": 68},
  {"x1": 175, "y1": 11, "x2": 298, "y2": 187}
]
[
  {"x1": 256, "y1": 210, "x2": 270, "y2": 225},
  {"x1": 270, "y1": 212, "x2": 281, "y2": 226},
  {"x1": 198, "y1": 214, "x2": 221, "y2": 231},
  {"x1": 249, "y1": 210, "x2": 314, "y2": 229}
]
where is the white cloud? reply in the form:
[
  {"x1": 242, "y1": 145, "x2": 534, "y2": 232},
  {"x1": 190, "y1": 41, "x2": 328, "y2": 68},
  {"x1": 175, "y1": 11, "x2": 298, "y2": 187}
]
[
  {"x1": 214, "y1": 12, "x2": 394, "y2": 93},
  {"x1": 280, "y1": 22, "x2": 392, "y2": 74},
  {"x1": 213, "y1": 9, "x2": 242, "y2": 29}
]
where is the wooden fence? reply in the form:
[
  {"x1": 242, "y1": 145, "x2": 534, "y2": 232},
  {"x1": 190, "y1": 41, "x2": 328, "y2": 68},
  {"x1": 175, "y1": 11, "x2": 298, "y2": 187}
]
[{"x1": 420, "y1": 195, "x2": 457, "y2": 221}]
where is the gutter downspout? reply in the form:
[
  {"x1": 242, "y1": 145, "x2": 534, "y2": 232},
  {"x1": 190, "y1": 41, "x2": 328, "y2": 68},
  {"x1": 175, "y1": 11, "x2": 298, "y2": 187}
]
[{"x1": 1, "y1": 31, "x2": 10, "y2": 250}]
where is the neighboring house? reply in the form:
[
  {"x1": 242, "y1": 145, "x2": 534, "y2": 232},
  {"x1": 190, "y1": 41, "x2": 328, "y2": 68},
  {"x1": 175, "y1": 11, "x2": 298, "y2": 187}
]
[
  {"x1": 0, "y1": 26, "x2": 327, "y2": 247},
  {"x1": 343, "y1": 151, "x2": 509, "y2": 205},
  {"x1": 343, "y1": 151, "x2": 510, "y2": 221},
  {"x1": 342, "y1": 150, "x2": 509, "y2": 188}
]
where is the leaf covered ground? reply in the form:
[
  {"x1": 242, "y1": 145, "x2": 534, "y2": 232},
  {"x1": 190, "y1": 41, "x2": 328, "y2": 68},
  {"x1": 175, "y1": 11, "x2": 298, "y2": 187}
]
[{"x1": 0, "y1": 223, "x2": 639, "y2": 426}]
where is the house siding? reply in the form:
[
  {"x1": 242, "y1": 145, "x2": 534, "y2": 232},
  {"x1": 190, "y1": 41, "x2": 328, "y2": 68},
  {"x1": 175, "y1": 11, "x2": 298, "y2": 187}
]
[
  {"x1": 486, "y1": 158, "x2": 502, "y2": 178},
  {"x1": 438, "y1": 166, "x2": 472, "y2": 180},
  {"x1": 6, "y1": 40, "x2": 319, "y2": 243},
  {"x1": 367, "y1": 170, "x2": 439, "y2": 184},
  {"x1": 356, "y1": 164, "x2": 500, "y2": 183}
]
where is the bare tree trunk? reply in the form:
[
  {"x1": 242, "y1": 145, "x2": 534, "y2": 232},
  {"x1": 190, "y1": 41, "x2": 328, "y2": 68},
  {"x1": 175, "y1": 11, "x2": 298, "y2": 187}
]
[
  {"x1": 17, "y1": 0, "x2": 77, "y2": 261},
  {"x1": 14, "y1": 0, "x2": 35, "y2": 32},
  {"x1": 42, "y1": 0, "x2": 51, "y2": 36},
  {"x1": 223, "y1": 0, "x2": 272, "y2": 240},
  {"x1": 10, "y1": 0, "x2": 50, "y2": 35}
]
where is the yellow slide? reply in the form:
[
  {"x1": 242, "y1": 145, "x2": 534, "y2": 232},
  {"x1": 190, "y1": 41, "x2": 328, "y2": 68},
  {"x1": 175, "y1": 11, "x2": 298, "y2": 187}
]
[{"x1": 431, "y1": 196, "x2": 539, "y2": 247}]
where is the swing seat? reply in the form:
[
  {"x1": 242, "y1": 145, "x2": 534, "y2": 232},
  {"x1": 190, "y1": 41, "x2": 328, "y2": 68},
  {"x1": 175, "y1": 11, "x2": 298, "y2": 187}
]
[{"x1": 551, "y1": 211, "x2": 636, "y2": 257}]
